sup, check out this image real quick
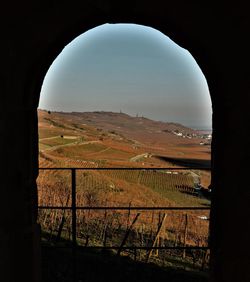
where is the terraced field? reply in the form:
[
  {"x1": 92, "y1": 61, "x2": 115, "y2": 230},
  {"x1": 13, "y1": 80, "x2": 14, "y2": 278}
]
[{"x1": 37, "y1": 109, "x2": 211, "y2": 270}]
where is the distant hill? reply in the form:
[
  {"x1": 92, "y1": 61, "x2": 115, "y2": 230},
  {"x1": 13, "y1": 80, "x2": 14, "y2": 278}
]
[
  {"x1": 47, "y1": 110, "x2": 200, "y2": 136},
  {"x1": 38, "y1": 109, "x2": 211, "y2": 170}
]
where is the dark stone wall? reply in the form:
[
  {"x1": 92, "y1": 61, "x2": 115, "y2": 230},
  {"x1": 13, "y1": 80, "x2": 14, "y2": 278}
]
[{"x1": 0, "y1": 1, "x2": 249, "y2": 281}]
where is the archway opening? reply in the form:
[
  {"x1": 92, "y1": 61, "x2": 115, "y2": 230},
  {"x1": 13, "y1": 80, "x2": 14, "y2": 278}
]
[{"x1": 37, "y1": 23, "x2": 212, "y2": 281}]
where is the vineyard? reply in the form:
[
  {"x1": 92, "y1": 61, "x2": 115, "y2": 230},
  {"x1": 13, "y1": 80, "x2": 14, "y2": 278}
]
[
  {"x1": 101, "y1": 169, "x2": 195, "y2": 193},
  {"x1": 37, "y1": 168, "x2": 210, "y2": 270}
]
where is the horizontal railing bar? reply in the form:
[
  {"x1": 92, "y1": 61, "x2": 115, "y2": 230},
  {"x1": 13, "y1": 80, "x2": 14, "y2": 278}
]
[
  {"x1": 38, "y1": 206, "x2": 210, "y2": 210},
  {"x1": 41, "y1": 245, "x2": 209, "y2": 250},
  {"x1": 39, "y1": 167, "x2": 211, "y2": 170},
  {"x1": 78, "y1": 246, "x2": 210, "y2": 250}
]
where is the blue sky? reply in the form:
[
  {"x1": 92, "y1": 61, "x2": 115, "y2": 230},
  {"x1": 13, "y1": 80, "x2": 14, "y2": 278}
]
[{"x1": 39, "y1": 23, "x2": 212, "y2": 130}]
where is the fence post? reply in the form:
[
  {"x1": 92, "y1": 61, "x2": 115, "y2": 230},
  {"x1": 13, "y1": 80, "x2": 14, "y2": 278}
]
[
  {"x1": 183, "y1": 213, "x2": 188, "y2": 259},
  {"x1": 126, "y1": 202, "x2": 131, "y2": 231},
  {"x1": 146, "y1": 213, "x2": 167, "y2": 262},
  {"x1": 117, "y1": 213, "x2": 140, "y2": 256},
  {"x1": 56, "y1": 194, "x2": 70, "y2": 242},
  {"x1": 71, "y1": 168, "x2": 77, "y2": 282}
]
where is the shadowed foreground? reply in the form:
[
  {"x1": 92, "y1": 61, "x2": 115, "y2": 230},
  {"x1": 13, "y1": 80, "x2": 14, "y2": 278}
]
[
  {"x1": 42, "y1": 245, "x2": 209, "y2": 282},
  {"x1": 155, "y1": 156, "x2": 211, "y2": 169}
]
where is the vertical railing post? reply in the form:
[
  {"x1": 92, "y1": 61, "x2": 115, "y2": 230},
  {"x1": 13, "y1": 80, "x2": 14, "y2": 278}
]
[
  {"x1": 71, "y1": 168, "x2": 77, "y2": 282},
  {"x1": 72, "y1": 168, "x2": 77, "y2": 247}
]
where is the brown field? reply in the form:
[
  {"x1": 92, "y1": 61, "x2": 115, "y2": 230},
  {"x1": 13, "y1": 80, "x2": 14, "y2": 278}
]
[
  {"x1": 37, "y1": 109, "x2": 211, "y2": 267},
  {"x1": 38, "y1": 109, "x2": 211, "y2": 170}
]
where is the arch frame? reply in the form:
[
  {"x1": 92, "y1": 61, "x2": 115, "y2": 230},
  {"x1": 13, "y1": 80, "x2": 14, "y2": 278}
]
[{"x1": 1, "y1": 2, "x2": 249, "y2": 282}]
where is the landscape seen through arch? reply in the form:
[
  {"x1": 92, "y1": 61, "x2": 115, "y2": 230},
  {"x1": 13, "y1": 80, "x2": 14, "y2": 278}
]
[{"x1": 37, "y1": 24, "x2": 212, "y2": 278}]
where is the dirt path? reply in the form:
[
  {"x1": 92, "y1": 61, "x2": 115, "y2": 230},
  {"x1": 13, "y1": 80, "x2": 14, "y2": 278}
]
[
  {"x1": 40, "y1": 140, "x2": 100, "y2": 153},
  {"x1": 39, "y1": 135, "x2": 61, "y2": 141},
  {"x1": 130, "y1": 153, "x2": 149, "y2": 162},
  {"x1": 87, "y1": 146, "x2": 111, "y2": 156}
]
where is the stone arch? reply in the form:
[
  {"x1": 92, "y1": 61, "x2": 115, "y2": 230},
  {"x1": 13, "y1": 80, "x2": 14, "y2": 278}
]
[
  {"x1": 1, "y1": 2, "x2": 249, "y2": 282},
  {"x1": 36, "y1": 17, "x2": 215, "y2": 279}
]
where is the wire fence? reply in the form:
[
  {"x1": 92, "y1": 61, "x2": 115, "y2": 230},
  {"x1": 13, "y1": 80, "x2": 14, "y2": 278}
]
[{"x1": 38, "y1": 167, "x2": 211, "y2": 282}]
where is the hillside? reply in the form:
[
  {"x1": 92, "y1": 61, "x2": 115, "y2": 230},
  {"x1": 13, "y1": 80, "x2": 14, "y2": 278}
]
[
  {"x1": 38, "y1": 109, "x2": 211, "y2": 169},
  {"x1": 37, "y1": 109, "x2": 211, "y2": 272}
]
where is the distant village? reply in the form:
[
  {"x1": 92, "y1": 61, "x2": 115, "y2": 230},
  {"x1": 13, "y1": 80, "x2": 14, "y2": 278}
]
[{"x1": 172, "y1": 129, "x2": 212, "y2": 145}]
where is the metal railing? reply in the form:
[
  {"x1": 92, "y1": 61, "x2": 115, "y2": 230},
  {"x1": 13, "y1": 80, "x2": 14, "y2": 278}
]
[{"x1": 38, "y1": 167, "x2": 211, "y2": 281}]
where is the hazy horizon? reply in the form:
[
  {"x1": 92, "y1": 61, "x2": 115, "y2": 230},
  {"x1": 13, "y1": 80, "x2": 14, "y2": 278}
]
[
  {"x1": 39, "y1": 23, "x2": 212, "y2": 130},
  {"x1": 38, "y1": 108, "x2": 211, "y2": 131}
]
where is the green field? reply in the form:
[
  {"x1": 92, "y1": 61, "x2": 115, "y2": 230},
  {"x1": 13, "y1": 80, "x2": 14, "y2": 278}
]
[{"x1": 40, "y1": 136, "x2": 78, "y2": 147}]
